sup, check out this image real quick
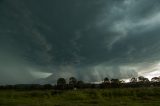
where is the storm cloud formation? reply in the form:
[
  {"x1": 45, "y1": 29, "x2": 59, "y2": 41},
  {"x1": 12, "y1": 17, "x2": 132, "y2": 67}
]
[{"x1": 0, "y1": 0, "x2": 160, "y2": 84}]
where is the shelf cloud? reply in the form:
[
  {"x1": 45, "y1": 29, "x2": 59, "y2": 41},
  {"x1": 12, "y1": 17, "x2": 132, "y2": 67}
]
[{"x1": 0, "y1": 0, "x2": 160, "y2": 84}]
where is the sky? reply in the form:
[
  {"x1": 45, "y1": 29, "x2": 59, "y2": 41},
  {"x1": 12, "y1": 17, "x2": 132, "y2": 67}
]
[{"x1": 0, "y1": 0, "x2": 160, "y2": 84}]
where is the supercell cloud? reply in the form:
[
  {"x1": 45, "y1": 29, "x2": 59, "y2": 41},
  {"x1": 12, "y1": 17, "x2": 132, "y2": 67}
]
[{"x1": 0, "y1": 0, "x2": 160, "y2": 84}]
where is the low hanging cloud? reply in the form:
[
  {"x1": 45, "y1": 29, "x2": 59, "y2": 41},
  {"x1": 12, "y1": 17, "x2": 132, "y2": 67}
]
[{"x1": 0, "y1": 0, "x2": 160, "y2": 84}]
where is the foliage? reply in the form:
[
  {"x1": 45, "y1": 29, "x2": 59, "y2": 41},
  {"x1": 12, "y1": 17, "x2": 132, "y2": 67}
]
[
  {"x1": 151, "y1": 77, "x2": 160, "y2": 82},
  {"x1": 57, "y1": 78, "x2": 66, "y2": 86},
  {"x1": 130, "y1": 77, "x2": 137, "y2": 83},
  {"x1": 69, "y1": 77, "x2": 77, "y2": 85},
  {"x1": 0, "y1": 88, "x2": 160, "y2": 106}
]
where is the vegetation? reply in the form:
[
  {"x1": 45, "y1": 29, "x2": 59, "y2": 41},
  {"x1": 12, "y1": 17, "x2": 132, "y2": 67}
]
[
  {"x1": 0, "y1": 76, "x2": 160, "y2": 106},
  {"x1": 0, "y1": 88, "x2": 160, "y2": 106},
  {"x1": 0, "y1": 76, "x2": 160, "y2": 90},
  {"x1": 54, "y1": 76, "x2": 160, "y2": 90}
]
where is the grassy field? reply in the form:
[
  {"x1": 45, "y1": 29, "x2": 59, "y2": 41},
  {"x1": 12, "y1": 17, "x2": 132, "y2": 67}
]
[{"x1": 0, "y1": 88, "x2": 160, "y2": 106}]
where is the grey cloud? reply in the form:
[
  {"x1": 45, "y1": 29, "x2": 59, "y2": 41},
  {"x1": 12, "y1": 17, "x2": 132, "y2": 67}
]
[{"x1": 0, "y1": 0, "x2": 160, "y2": 84}]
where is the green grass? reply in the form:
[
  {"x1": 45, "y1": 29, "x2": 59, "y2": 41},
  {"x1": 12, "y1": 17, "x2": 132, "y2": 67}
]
[{"x1": 0, "y1": 88, "x2": 160, "y2": 106}]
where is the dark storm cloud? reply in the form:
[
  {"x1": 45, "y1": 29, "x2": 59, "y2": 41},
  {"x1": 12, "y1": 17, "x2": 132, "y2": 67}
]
[{"x1": 0, "y1": 0, "x2": 160, "y2": 84}]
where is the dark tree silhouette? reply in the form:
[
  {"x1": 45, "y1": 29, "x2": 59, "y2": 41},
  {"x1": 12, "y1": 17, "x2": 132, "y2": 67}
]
[
  {"x1": 138, "y1": 76, "x2": 145, "y2": 82},
  {"x1": 138, "y1": 76, "x2": 149, "y2": 83},
  {"x1": 144, "y1": 78, "x2": 149, "y2": 82},
  {"x1": 111, "y1": 79, "x2": 120, "y2": 83},
  {"x1": 69, "y1": 77, "x2": 77, "y2": 89},
  {"x1": 57, "y1": 78, "x2": 66, "y2": 90},
  {"x1": 130, "y1": 77, "x2": 137, "y2": 83},
  {"x1": 110, "y1": 79, "x2": 120, "y2": 88},
  {"x1": 104, "y1": 77, "x2": 110, "y2": 83},
  {"x1": 69, "y1": 77, "x2": 77, "y2": 85},
  {"x1": 57, "y1": 78, "x2": 66, "y2": 86},
  {"x1": 77, "y1": 80, "x2": 84, "y2": 88},
  {"x1": 77, "y1": 80, "x2": 84, "y2": 85},
  {"x1": 120, "y1": 80, "x2": 125, "y2": 83},
  {"x1": 151, "y1": 77, "x2": 160, "y2": 82}
]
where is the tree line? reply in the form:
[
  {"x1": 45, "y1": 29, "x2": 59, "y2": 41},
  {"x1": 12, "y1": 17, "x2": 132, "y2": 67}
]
[
  {"x1": 0, "y1": 76, "x2": 159, "y2": 90},
  {"x1": 55, "y1": 76, "x2": 160, "y2": 90}
]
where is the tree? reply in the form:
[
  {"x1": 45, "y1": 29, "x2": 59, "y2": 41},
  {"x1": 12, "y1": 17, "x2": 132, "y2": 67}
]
[
  {"x1": 144, "y1": 78, "x2": 149, "y2": 82},
  {"x1": 130, "y1": 77, "x2": 137, "y2": 83},
  {"x1": 77, "y1": 80, "x2": 84, "y2": 85},
  {"x1": 77, "y1": 80, "x2": 84, "y2": 88},
  {"x1": 57, "y1": 78, "x2": 66, "y2": 86},
  {"x1": 110, "y1": 79, "x2": 120, "y2": 88},
  {"x1": 104, "y1": 77, "x2": 110, "y2": 83},
  {"x1": 120, "y1": 80, "x2": 125, "y2": 83},
  {"x1": 151, "y1": 77, "x2": 160, "y2": 82},
  {"x1": 138, "y1": 76, "x2": 149, "y2": 83},
  {"x1": 111, "y1": 79, "x2": 120, "y2": 83},
  {"x1": 138, "y1": 76, "x2": 145, "y2": 82},
  {"x1": 69, "y1": 77, "x2": 77, "y2": 85}
]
